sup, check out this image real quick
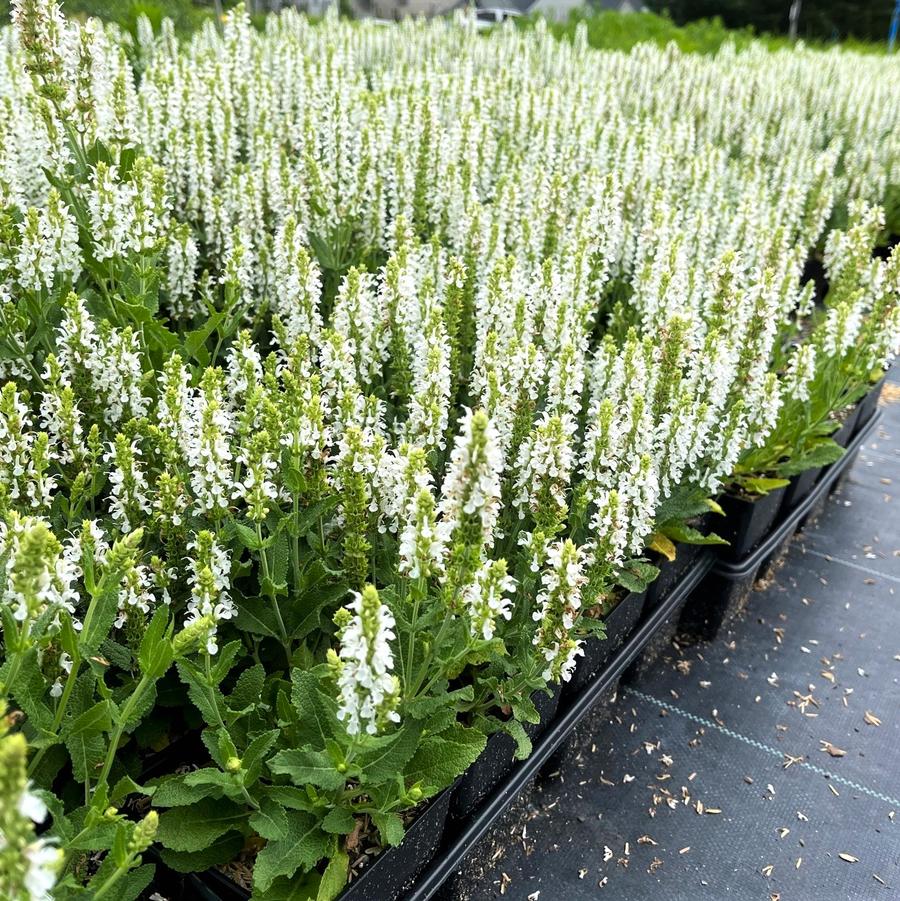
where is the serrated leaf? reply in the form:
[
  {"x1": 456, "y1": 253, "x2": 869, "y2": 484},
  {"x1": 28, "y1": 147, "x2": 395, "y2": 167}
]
[
  {"x1": 253, "y1": 810, "x2": 329, "y2": 893},
  {"x1": 156, "y1": 798, "x2": 245, "y2": 852},
  {"x1": 661, "y1": 523, "x2": 729, "y2": 546},
  {"x1": 405, "y1": 724, "x2": 486, "y2": 794},
  {"x1": 354, "y1": 723, "x2": 421, "y2": 785},
  {"x1": 269, "y1": 748, "x2": 346, "y2": 790},
  {"x1": 150, "y1": 774, "x2": 218, "y2": 808},
  {"x1": 503, "y1": 719, "x2": 532, "y2": 760},
  {"x1": 243, "y1": 729, "x2": 280, "y2": 785},
  {"x1": 63, "y1": 699, "x2": 112, "y2": 739},
  {"x1": 250, "y1": 796, "x2": 289, "y2": 840},
  {"x1": 370, "y1": 810, "x2": 405, "y2": 846},
  {"x1": 160, "y1": 832, "x2": 244, "y2": 873},
  {"x1": 321, "y1": 806, "x2": 355, "y2": 835},
  {"x1": 229, "y1": 663, "x2": 266, "y2": 712},
  {"x1": 290, "y1": 669, "x2": 336, "y2": 746},
  {"x1": 66, "y1": 729, "x2": 105, "y2": 785},
  {"x1": 316, "y1": 850, "x2": 349, "y2": 901}
]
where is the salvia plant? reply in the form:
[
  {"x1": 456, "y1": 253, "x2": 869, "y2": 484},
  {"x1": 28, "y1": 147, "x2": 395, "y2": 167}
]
[{"x1": 0, "y1": 1, "x2": 898, "y2": 898}]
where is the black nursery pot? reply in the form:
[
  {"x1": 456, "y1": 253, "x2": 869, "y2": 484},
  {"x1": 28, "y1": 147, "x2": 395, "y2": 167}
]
[
  {"x1": 562, "y1": 590, "x2": 646, "y2": 700},
  {"x1": 717, "y1": 487, "x2": 787, "y2": 561},
  {"x1": 678, "y1": 568, "x2": 759, "y2": 644},
  {"x1": 833, "y1": 403, "x2": 861, "y2": 449},
  {"x1": 855, "y1": 376, "x2": 886, "y2": 436},
  {"x1": 185, "y1": 789, "x2": 454, "y2": 901},
  {"x1": 644, "y1": 543, "x2": 705, "y2": 611},
  {"x1": 449, "y1": 685, "x2": 561, "y2": 820},
  {"x1": 780, "y1": 466, "x2": 821, "y2": 513}
]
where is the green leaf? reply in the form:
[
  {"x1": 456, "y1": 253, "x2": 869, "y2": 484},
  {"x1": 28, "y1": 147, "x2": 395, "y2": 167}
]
[
  {"x1": 660, "y1": 523, "x2": 729, "y2": 546},
  {"x1": 87, "y1": 862, "x2": 155, "y2": 901},
  {"x1": 268, "y1": 749, "x2": 346, "y2": 790},
  {"x1": 242, "y1": 729, "x2": 280, "y2": 785},
  {"x1": 250, "y1": 796, "x2": 289, "y2": 840},
  {"x1": 151, "y1": 773, "x2": 223, "y2": 808},
  {"x1": 321, "y1": 806, "x2": 355, "y2": 835},
  {"x1": 616, "y1": 558, "x2": 660, "y2": 594},
  {"x1": 233, "y1": 595, "x2": 282, "y2": 640},
  {"x1": 138, "y1": 607, "x2": 174, "y2": 679},
  {"x1": 777, "y1": 439, "x2": 845, "y2": 478},
  {"x1": 354, "y1": 723, "x2": 421, "y2": 785},
  {"x1": 229, "y1": 664, "x2": 266, "y2": 712},
  {"x1": 405, "y1": 724, "x2": 486, "y2": 793},
  {"x1": 502, "y1": 719, "x2": 532, "y2": 760},
  {"x1": 290, "y1": 669, "x2": 336, "y2": 746},
  {"x1": 176, "y1": 660, "x2": 224, "y2": 727},
  {"x1": 316, "y1": 850, "x2": 349, "y2": 901},
  {"x1": 65, "y1": 729, "x2": 105, "y2": 785},
  {"x1": 63, "y1": 699, "x2": 113, "y2": 739},
  {"x1": 739, "y1": 476, "x2": 791, "y2": 496},
  {"x1": 370, "y1": 810, "x2": 404, "y2": 847},
  {"x1": 110, "y1": 775, "x2": 151, "y2": 805},
  {"x1": 253, "y1": 810, "x2": 330, "y2": 894},
  {"x1": 160, "y1": 832, "x2": 245, "y2": 874},
  {"x1": 156, "y1": 798, "x2": 246, "y2": 852}
]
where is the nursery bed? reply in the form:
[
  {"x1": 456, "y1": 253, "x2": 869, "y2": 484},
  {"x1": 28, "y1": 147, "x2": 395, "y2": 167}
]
[{"x1": 449, "y1": 375, "x2": 900, "y2": 900}]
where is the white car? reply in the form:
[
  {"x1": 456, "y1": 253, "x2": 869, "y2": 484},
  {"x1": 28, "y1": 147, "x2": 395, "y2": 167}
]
[{"x1": 473, "y1": 7, "x2": 523, "y2": 28}]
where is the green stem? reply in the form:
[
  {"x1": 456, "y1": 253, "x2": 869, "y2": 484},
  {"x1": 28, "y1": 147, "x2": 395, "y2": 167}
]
[
  {"x1": 93, "y1": 674, "x2": 152, "y2": 806},
  {"x1": 28, "y1": 657, "x2": 81, "y2": 777}
]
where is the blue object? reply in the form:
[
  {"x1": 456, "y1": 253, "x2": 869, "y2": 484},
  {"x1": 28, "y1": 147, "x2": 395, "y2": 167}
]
[{"x1": 890, "y1": 0, "x2": 900, "y2": 51}]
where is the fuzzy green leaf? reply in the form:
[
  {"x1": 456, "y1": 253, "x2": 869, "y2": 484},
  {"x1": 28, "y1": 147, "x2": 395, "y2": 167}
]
[
  {"x1": 160, "y1": 832, "x2": 244, "y2": 874},
  {"x1": 321, "y1": 806, "x2": 355, "y2": 835},
  {"x1": 405, "y1": 724, "x2": 486, "y2": 793},
  {"x1": 268, "y1": 748, "x2": 346, "y2": 790},
  {"x1": 156, "y1": 798, "x2": 246, "y2": 852},
  {"x1": 250, "y1": 796, "x2": 290, "y2": 840},
  {"x1": 253, "y1": 810, "x2": 330, "y2": 894}
]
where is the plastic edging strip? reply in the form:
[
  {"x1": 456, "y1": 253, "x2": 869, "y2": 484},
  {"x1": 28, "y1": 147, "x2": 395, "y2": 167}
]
[
  {"x1": 403, "y1": 551, "x2": 716, "y2": 901},
  {"x1": 712, "y1": 410, "x2": 882, "y2": 582}
]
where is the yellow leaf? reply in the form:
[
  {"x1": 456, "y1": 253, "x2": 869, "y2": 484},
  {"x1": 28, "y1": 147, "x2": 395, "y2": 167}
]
[{"x1": 649, "y1": 532, "x2": 677, "y2": 562}]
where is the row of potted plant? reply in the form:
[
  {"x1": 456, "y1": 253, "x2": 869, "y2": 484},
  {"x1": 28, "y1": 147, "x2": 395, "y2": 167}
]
[{"x1": 0, "y1": 3, "x2": 899, "y2": 900}]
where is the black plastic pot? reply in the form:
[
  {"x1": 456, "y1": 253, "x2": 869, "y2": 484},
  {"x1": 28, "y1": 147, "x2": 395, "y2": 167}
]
[
  {"x1": 184, "y1": 789, "x2": 454, "y2": 901},
  {"x1": 449, "y1": 685, "x2": 560, "y2": 820},
  {"x1": 562, "y1": 590, "x2": 646, "y2": 700},
  {"x1": 855, "y1": 376, "x2": 886, "y2": 436},
  {"x1": 644, "y1": 542, "x2": 706, "y2": 610},
  {"x1": 780, "y1": 466, "x2": 821, "y2": 513},
  {"x1": 717, "y1": 486, "x2": 787, "y2": 561},
  {"x1": 833, "y1": 403, "x2": 861, "y2": 448},
  {"x1": 682, "y1": 411, "x2": 882, "y2": 644}
]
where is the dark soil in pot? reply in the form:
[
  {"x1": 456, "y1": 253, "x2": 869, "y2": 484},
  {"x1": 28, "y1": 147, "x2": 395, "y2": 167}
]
[
  {"x1": 717, "y1": 486, "x2": 786, "y2": 561},
  {"x1": 449, "y1": 686, "x2": 561, "y2": 820}
]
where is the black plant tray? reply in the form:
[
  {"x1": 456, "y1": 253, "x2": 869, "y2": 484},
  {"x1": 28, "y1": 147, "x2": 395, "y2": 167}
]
[
  {"x1": 180, "y1": 788, "x2": 454, "y2": 901},
  {"x1": 644, "y1": 541, "x2": 707, "y2": 610},
  {"x1": 562, "y1": 589, "x2": 646, "y2": 700},
  {"x1": 681, "y1": 410, "x2": 882, "y2": 643},
  {"x1": 449, "y1": 685, "x2": 561, "y2": 819},
  {"x1": 717, "y1": 486, "x2": 787, "y2": 561},
  {"x1": 855, "y1": 375, "x2": 886, "y2": 436},
  {"x1": 403, "y1": 552, "x2": 715, "y2": 901}
]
